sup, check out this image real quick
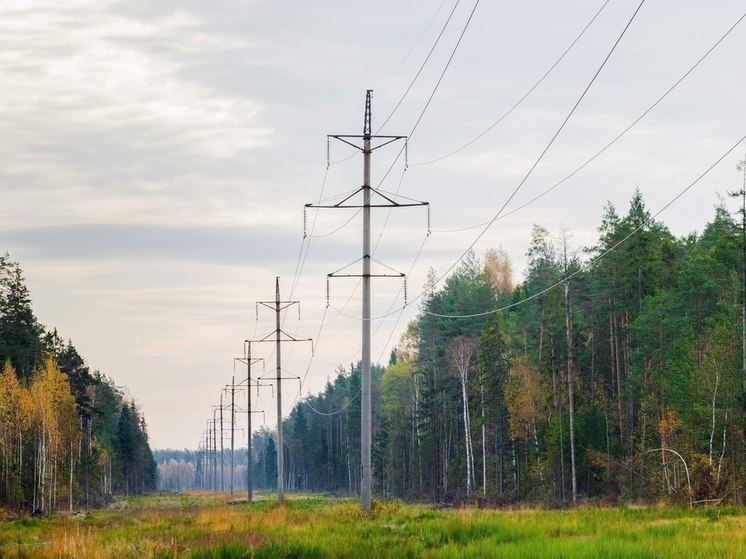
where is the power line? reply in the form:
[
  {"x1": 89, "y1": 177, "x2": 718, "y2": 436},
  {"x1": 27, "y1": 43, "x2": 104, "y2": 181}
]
[
  {"x1": 365, "y1": 0, "x2": 610, "y2": 269},
  {"x1": 376, "y1": 0, "x2": 451, "y2": 97},
  {"x1": 285, "y1": 304, "x2": 329, "y2": 411},
  {"x1": 301, "y1": 0, "x2": 460, "y2": 309},
  {"x1": 402, "y1": 0, "x2": 646, "y2": 310},
  {"x1": 413, "y1": 0, "x2": 612, "y2": 166},
  {"x1": 430, "y1": 9, "x2": 746, "y2": 235},
  {"x1": 407, "y1": 0, "x2": 481, "y2": 144},
  {"x1": 321, "y1": 169, "x2": 412, "y2": 320},
  {"x1": 375, "y1": 0, "x2": 482, "y2": 190},
  {"x1": 309, "y1": 2, "x2": 742, "y2": 355},
  {"x1": 307, "y1": 211, "x2": 360, "y2": 239},
  {"x1": 250, "y1": 277, "x2": 313, "y2": 503},
  {"x1": 303, "y1": 389, "x2": 362, "y2": 417},
  {"x1": 292, "y1": 137, "x2": 362, "y2": 300},
  {"x1": 377, "y1": 0, "x2": 463, "y2": 133},
  {"x1": 317, "y1": 0, "x2": 646, "y2": 326},
  {"x1": 253, "y1": 1, "x2": 680, "y2": 437},
  {"x1": 306, "y1": 91, "x2": 428, "y2": 511},
  {"x1": 328, "y1": 134, "x2": 744, "y2": 325},
  {"x1": 277, "y1": 1, "x2": 479, "y2": 396},
  {"x1": 290, "y1": 166, "x2": 330, "y2": 300},
  {"x1": 349, "y1": 0, "x2": 481, "y2": 307},
  {"x1": 327, "y1": 302, "x2": 404, "y2": 322},
  {"x1": 375, "y1": 233, "x2": 431, "y2": 363},
  {"x1": 284, "y1": 159, "x2": 354, "y2": 371},
  {"x1": 287, "y1": 243, "x2": 421, "y2": 418}
]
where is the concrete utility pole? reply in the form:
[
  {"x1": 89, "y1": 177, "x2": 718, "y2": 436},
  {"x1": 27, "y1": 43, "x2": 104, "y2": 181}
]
[
  {"x1": 252, "y1": 278, "x2": 312, "y2": 503},
  {"x1": 230, "y1": 379, "x2": 235, "y2": 495},
  {"x1": 211, "y1": 404, "x2": 234, "y2": 493},
  {"x1": 197, "y1": 434, "x2": 207, "y2": 489},
  {"x1": 212, "y1": 410, "x2": 218, "y2": 490},
  {"x1": 235, "y1": 346, "x2": 267, "y2": 503},
  {"x1": 361, "y1": 93, "x2": 373, "y2": 511},
  {"x1": 220, "y1": 394, "x2": 225, "y2": 492},
  {"x1": 306, "y1": 90, "x2": 428, "y2": 510},
  {"x1": 222, "y1": 378, "x2": 243, "y2": 496},
  {"x1": 204, "y1": 427, "x2": 209, "y2": 489},
  {"x1": 202, "y1": 434, "x2": 208, "y2": 490},
  {"x1": 274, "y1": 282, "x2": 283, "y2": 501}
]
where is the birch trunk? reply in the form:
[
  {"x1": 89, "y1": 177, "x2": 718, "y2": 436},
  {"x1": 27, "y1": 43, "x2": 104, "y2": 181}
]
[
  {"x1": 450, "y1": 337, "x2": 478, "y2": 497},
  {"x1": 709, "y1": 366, "x2": 720, "y2": 464},
  {"x1": 461, "y1": 378, "x2": 474, "y2": 495},
  {"x1": 69, "y1": 443, "x2": 74, "y2": 512}
]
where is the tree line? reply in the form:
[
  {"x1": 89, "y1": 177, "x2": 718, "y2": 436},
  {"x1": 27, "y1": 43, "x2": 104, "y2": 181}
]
[
  {"x1": 0, "y1": 254, "x2": 156, "y2": 513},
  {"x1": 250, "y1": 188, "x2": 746, "y2": 505}
]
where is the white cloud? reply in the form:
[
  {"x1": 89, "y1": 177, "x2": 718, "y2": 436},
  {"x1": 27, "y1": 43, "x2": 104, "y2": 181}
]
[
  {"x1": 0, "y1": 1, "x2": 272, "y2": 230},
  {"x1": 2, "y1": 0, "x2": 745, "y2": 448}
]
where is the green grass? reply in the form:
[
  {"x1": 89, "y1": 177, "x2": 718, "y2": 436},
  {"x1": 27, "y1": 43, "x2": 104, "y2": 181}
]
[{"x1": 1, "y1": 493, "x2": 745, "y2": 558}]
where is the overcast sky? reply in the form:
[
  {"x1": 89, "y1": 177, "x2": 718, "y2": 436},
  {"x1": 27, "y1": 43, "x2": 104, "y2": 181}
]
[{"x1": 2, "y1": 0, "x2": 745, "y2": 449}]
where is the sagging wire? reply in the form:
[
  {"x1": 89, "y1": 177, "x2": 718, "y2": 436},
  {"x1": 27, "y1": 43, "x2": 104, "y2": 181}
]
[
  {"x1": 411, "y1": 0, "x2": 612, "y2": 166},
  {"x1": 428, "y1": 9, "x2": 746, "y2": 236},
  {"x1": 421, "y1": 134, "x2": 746, "y2": 319},
  {"x1": 400, "y1": 0, "x2": 649, "y2": 313},
  {"x1": 304, "y1": 389, "x2": 362, "y2": 417}
]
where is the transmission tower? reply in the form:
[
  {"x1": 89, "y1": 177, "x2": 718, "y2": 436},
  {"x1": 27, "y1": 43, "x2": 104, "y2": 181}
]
[
  {"x1": 306, "y1": 90, "x2": 428, "y2": 510},
  {"x1": 222, "y1": 378, "x2": 243, "y2": 496},
  {"x1": 234, "y1": 344, "x2": 269, "y2": 503},
  {"x1": 250, "y1": 277, "x2": 312, "y2": 502}
]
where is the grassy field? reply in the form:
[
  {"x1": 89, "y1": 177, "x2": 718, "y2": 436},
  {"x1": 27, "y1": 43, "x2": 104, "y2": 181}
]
[{"x1": 1, "y1": 493, "x2": 746, "y2": 558}]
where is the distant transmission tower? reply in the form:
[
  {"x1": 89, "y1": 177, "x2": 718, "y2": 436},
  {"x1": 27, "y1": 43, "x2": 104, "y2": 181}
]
[
  {"x1": 250, "y1": 277, "x2": 312, "y2": 503},
  {"x1": 234, "y1": 344, "x2": 268, "y2": 503}
]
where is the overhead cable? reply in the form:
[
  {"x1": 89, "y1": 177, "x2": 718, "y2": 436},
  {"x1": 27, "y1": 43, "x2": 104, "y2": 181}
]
[
  {"x1": 377, "y1": 0, "x2": 463, "y2": 133},
  {"x1": 413, "y1": 0, "x2": 612, "y2": 166},
  {"x1": 303, "y1": 389, "x2": 362, "y2": 417},
  {"x1": 403, "y1": 0, "x2": 647, "y2": 309},
  {"x1": 430, "y1": 9, "x2": 746, "y2": 235},
  {"x1": 376, "y1": 0, "x2": 451, "y2": 97},
  {"x1": 422, "y1": 134, "x2": 746, "y2": 319},
  {"x1": 376, "y1": 0, "x2": 482, "y2": 189}
]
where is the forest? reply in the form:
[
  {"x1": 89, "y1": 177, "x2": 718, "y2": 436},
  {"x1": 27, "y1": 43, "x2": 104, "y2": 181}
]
[
  {"x1": 0, "y1": 254, "x2": 156, "y2": 513},
  {"x1": 221, "y1": 189, "x2": 746, "y2": 505}
]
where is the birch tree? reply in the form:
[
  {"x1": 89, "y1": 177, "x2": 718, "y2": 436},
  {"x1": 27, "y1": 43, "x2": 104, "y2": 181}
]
[{"x1": 449, "y1": 335, "x2": 478, "y2": 496}]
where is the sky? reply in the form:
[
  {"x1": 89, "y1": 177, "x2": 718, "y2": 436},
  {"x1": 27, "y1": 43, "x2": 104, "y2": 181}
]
[{"x1": 2, "y1": 0, "x2": 745, "y2": 449}]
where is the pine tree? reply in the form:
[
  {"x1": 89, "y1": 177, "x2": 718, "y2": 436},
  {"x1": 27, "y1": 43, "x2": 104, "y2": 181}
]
[{"x1": 0, "y1": 255, "x2": 44, "y2": 380}]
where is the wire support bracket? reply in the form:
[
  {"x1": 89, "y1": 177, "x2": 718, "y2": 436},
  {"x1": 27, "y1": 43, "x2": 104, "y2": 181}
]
[
  {"x1": 306, "y1": 186, "x2": 428, "y2": 209},
  {"x1": 326, "y1": 258, "x2": 408, "y2": 307}
]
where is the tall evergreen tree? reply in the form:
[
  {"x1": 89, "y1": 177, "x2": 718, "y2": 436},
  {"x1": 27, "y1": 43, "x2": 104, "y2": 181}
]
[{"x1": 0, "y1": 255, "x2": 44, "y2": 380}]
